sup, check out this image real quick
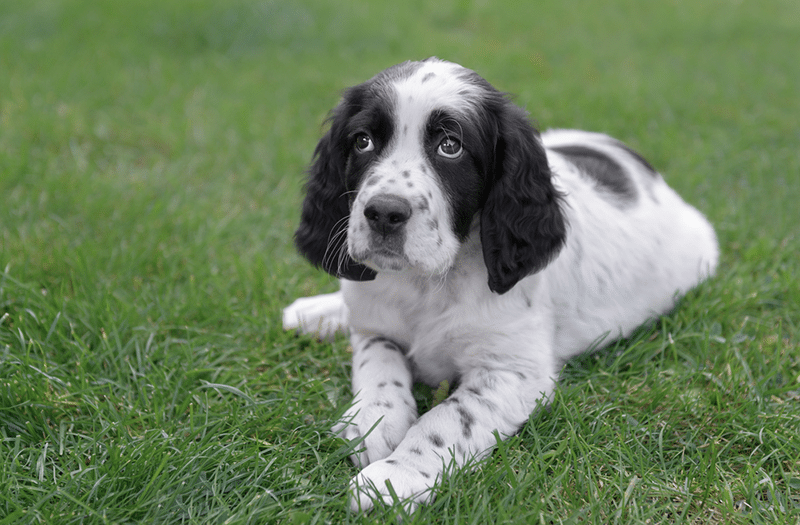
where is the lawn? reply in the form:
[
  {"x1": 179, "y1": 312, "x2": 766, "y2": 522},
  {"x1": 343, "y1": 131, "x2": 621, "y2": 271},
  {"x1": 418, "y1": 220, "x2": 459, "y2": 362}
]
[{"x1": 1, "y1": 0, "x2": 798, "y2": 523}]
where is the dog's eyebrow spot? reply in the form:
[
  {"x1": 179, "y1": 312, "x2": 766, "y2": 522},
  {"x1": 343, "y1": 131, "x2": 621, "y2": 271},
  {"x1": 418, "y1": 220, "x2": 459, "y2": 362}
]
[{"x1": 421, "y1": 72, "x2": 437, "y2": 83}]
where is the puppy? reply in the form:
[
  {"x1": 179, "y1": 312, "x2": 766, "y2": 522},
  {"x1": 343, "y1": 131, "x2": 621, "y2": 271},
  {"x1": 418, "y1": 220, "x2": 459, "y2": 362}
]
[{"x1": 283, "y1": 58, "x2": 718, "y2": 511}]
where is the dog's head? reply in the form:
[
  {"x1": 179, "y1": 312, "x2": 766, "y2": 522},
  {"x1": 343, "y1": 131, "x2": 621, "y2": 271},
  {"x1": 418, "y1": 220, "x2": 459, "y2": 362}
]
[{"x1": 295, "y1": 58, "x2": 566, "y2": 294}]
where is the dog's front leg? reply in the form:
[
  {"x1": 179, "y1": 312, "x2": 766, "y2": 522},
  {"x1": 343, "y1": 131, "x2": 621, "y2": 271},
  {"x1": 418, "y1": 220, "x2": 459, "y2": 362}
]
[
  {"x1": 349, "y1": 363, "x2": 557, "y2": 512},
  {"x1": 282, "y1": 291, "x2": 348, "y2": 340},
  {"x1": 333, "y1": 331, "x2": 418, "y2": 468}
]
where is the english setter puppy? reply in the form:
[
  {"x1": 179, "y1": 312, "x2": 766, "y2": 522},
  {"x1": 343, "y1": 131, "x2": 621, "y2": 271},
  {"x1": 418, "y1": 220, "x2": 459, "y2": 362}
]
[{"x1": 283, "y1": 58, "x2": 718, "y2": 512}]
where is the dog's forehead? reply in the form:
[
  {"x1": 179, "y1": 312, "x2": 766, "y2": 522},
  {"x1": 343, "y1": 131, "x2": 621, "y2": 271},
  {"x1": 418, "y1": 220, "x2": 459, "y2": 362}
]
[
  {"x1": 380, "y1": 60, "x2": 485, "y2": 120},
  {"x1": 402, "y1": 62, "x2": 482, "y2": 113}
]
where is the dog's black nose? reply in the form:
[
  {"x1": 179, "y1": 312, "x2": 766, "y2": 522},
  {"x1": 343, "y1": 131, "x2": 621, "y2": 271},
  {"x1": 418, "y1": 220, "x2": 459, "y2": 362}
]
[{"x1": 364, "y1": 195, "x2": 412, "y2": 236}]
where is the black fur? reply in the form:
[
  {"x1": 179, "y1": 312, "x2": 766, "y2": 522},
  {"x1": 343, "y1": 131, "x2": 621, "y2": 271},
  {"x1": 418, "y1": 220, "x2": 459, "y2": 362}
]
[
  {"x1": 550, "y1": 144, "x2": 638, "y2": 205},
  {"x1": 606, "y1": 139, "x2": 658, "y2": 176},
  {"x1": 423, "y1": 108, "x2": 491, "y2": 240},
  {"x1": 479, "y1": 93, "x2": 567, "y2": 294},
  {"x1": 294, "y1": 84, "x2": 383, "y2": 282}
]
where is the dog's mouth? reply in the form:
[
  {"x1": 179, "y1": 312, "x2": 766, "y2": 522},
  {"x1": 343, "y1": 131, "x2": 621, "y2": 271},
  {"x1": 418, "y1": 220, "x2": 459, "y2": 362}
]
[{"x1": 354, "y1": 247, "x2": 409, "y2": 272}]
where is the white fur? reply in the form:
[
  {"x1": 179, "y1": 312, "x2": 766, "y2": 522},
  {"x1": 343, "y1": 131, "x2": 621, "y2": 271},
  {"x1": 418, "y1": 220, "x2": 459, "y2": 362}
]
[{"x1": 283, "y1": 62, "x2": 719, "y2": 512}]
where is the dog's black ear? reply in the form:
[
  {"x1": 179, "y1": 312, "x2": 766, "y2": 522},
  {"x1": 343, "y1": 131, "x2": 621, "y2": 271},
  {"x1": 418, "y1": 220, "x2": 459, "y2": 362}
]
[
  {"x1": 294, "y1": 100, "x2": 377, "y2": 282},
  {"x1": 481, "y1": 102, "x2": 566, "y2": 294}
]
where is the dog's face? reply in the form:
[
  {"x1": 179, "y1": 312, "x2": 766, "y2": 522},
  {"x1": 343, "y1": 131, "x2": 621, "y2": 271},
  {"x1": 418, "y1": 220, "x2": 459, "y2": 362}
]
[
  {"x1": 345, "y1": 60, "x2": 495, "y2": 276},
  {"x1": 295, "y1": 58, "x2": 566, "y2": 294}
]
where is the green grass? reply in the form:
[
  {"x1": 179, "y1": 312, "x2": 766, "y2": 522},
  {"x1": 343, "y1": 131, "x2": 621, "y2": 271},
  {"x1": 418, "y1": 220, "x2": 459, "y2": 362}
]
[{"x1": 1, "y1": 0, "x2": 798, "y2": 523}]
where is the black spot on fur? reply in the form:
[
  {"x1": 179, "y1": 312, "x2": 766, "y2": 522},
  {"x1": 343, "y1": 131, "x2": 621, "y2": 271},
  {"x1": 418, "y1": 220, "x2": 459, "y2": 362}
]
[
  {"x1": 393, "y1": 380, "x2": 404, "y2": 388},
  {"x1": 551, "y1": 144, "x2": 638, "y2": 205},
  {"x1": 418, "y1": 196, "x2": 430, "y2": 212},
  {"x1": 359, "y1": 359, "x2": 371, "y2": 369},
  {"x1": 410, "y1": 447, "x2": 423, "y2": 455},
  {"x1": 365, "y1": 336, "x2": 398, "y2": 350},
  {"x1": 515, "y1": 371, "x2": 527, "y2": 380},
  {"x1": 429, "y1": 433, "x2": 445, "y2": 447},
  {"x1": 457, "y1": 407, "x2": 475, "y2": 438},
  {"x1": 474, "y1": 396, "x2": 497, "y2": 411},
  {"x1": 402, "y1": 170, "x2": 410, "y2": 178},
  {"x1": 467, "y1": 387, "x2": 482, "y2": 397},
  {"x1": 418, "y1": 470, "x2": 431, "y2": 478},
  {"x1": 386, "y1": 459, "x2": 397, "y2": 464},
  {"x1": 378, "y1": 382, "x2": 387, "y2": 388},
  {"x1": 523, "y1": 294, "x2": 532, "y2": 307},
  {"x1": 421, "y1": 72, "x2": 437, "y2": 83}
]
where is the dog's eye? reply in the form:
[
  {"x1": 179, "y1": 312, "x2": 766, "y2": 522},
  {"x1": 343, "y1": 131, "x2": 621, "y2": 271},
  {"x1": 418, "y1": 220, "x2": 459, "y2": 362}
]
[
  {"x1": 354, "y1": 134, "x2": 374, "y2": 153},
  {"x1": 437, "y1": 137, "x2": 462, "y2": 159}
]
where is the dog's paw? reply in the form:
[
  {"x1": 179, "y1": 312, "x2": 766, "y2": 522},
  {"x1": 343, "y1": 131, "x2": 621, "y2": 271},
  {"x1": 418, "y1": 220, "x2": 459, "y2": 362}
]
[
  {"x1": 282, "y1": 292, "x2": 347, "y2": 340},
  {"x1": 349, "y1": 458, "x2": 437, "y2": 513},
  {"x1": 333, "y1": 400, "x2": 417, "y2": 467}
]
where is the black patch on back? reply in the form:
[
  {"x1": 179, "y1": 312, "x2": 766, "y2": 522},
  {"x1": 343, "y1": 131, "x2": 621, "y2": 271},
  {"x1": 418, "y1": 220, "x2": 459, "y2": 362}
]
[
  {"x1": 551, "y1": 145, "x2": 638, "y2": 205},
  {"x1": 606, "y1": 139, "x2": 658, "y2": 176}
]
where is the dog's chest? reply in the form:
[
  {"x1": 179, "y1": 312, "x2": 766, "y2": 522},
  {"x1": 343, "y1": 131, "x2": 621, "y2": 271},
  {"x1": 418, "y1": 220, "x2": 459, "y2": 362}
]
[{"x1": 343, "y1": 265, "x2": 490, "y2": 386}]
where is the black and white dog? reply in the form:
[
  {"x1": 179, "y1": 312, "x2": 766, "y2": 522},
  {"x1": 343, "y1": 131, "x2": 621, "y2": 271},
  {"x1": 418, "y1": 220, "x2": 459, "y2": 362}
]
[{"x1": 283, "y1": 58, "x2": 718, "y2": 511}]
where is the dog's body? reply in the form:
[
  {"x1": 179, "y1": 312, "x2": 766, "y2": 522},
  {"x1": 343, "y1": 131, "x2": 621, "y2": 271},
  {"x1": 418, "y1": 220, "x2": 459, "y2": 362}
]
[{"x1": 283, "y1": 58, "x2": 718, "y2": 511}]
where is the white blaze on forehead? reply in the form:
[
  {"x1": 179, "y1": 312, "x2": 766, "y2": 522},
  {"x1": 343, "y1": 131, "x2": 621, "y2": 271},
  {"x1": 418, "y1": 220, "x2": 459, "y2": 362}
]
[{"x1": 389, "y1": 60, "x2": 482, "y2": 149}]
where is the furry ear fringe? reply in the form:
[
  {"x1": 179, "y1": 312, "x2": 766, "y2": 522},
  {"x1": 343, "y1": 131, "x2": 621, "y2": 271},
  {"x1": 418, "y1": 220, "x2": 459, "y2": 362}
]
[
  {"x1": 294, "y1": 107, "x2": 376, "y2": 282},
  {"x1": 481, "y1": 103, "x2": 566, "y2": 294}
]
